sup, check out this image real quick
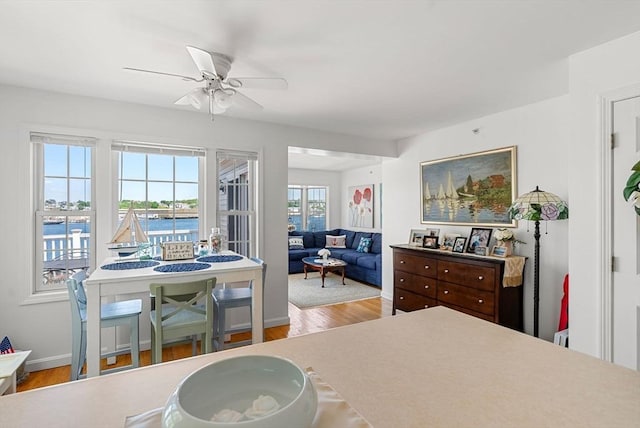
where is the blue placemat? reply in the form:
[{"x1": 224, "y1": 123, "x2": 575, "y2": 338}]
[
  {"x1": 196, "y1": 255, "x2": 243, "y2": 263},
  {"x1": 101, "y1": 260, "x2": 160, "y2": 270},
  {"x1": 153, "y1": 263, "x2": 211, "y2": 273}
]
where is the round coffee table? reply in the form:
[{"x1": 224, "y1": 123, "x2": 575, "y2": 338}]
[{"x1": 302, "y1": 257, "x2": 347, "y2": 288}]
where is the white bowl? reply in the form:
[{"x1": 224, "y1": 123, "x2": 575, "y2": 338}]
[{"x1": 162, "y1": 355, "x2": 317, "y2": 428}]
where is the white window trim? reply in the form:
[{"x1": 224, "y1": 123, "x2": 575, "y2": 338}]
[
  {"x1": 288, "y1": 184, "x2": 329, "y2": 231},
  {"x1": 24, "y1": 130, "x2": 97, "y2": 304}
]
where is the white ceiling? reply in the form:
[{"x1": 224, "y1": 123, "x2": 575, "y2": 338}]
[{"x1": 2, "y1": 1, "x2": 640, "y2": 169}]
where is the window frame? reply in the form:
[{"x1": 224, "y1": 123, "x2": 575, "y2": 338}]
[
  {"x1": 31, "y1": 133, "x2": 97, "y2": 297},
  {"x1": 111, "y1": 141, "x2": 206, "y2": 248},
  {"x1": 287, "y1": 184, "x2": 329, "y2": 232}
]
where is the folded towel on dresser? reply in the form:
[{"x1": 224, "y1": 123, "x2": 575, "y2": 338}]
[{"x1": 503, "y1": 256, "x2": 526, "y2": 287}]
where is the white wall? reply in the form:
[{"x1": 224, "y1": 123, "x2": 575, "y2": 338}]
[
  {"x1": 568, "y1": 30, "x2": 640, "y2": 358},
  {"x1": 0, "y1": 84, "x2": 395, "y2": 370},
  {"x1": 287, "y1": 168, "x2": 342, "y2": 230},
  {"x1": 341, "y1": 164, "x2": 383, "y2": 232},
  {"x1": 382, "y1": 96, "x2": 570, "y2": 339}
]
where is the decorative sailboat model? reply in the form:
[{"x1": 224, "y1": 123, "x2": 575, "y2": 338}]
[{"x1": 108, "y1": 206, "x2": 149, "y2": 258}]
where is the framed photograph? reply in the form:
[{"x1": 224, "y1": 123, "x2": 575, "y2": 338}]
[
  {"x1": 466, "y1": 228, "x2": 493, "y2": 253},
  {"x1": 426, "y1": 228, "x2": 440, "y2": 237},
  {"x1": 423, "y1": 236, "x2": 439, "y2": 249},
  {"x1": 491, "y1": 245, "x2": 508, "y2": 257},
  {"x1": 452, "y1": 237, "x2": 467, "y2": 253},
  {"x1": 441, "y1": 233, "x2": 460, "y2": 251},
  {"x1": 409, "y1": 229, "x2": 429, "y2": 247},
  {"x1": 348, "y1": 184, "x2": 374, "y2": 228},
  {"x1": 420, "y1": 146, "x2": 517, "y2": 227},
  {"x1": 474, "y1": 246, "x2": 488, "y2": 256}
]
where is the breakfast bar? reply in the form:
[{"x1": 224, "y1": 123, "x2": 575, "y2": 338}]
[{"x1": 1, "y1": 307, "x2": 639, "y2": 427}]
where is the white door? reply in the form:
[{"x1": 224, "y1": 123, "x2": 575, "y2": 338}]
[{"x1": 611, "y1": 95, "x2": 640, "y2": 370}]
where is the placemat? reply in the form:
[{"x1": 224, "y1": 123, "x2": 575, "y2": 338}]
[
  {"x1": 101, "y1": 261, "x2": 160, "y2": 270},
  {"x1": 195, "y1": 255, "x2": 243, "y2": 263},
  {"x1": 153, "y1": 263, "x2": 211, "y2": 273},
  {"x1": 124, "y1": 368, "x2": 372, "y2": 427}
]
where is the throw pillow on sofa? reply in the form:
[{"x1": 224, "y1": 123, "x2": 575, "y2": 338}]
[
  {"x1": 288, "y1": 236, "x2": 305, "y2": 250},
  {"x1": 356, "y1": 237, "x2": 372, "y2": 253},
  {"x1": 325, "y1": 235, "x2": 347, "y2": 248}
]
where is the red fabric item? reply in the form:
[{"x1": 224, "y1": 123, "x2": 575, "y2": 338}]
[{"x1": 558, "y1": 274, "x2": 569, "y2": 331}]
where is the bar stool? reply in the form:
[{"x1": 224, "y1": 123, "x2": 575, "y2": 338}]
[
  {"x1": 66, "y1": 271, "x2": 142, "y2": 380},
  {"x1": 213, "y1": 258, "x2": 266, "y2": 351}
]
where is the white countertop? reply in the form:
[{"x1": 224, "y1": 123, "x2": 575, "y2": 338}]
[{"x1": 1, "y1": 307, "x2": 639, "y2": 427}]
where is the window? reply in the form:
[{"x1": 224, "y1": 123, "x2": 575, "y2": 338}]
[
  {"x1": 287, "y1": 185, "x2": 327, "y2": 231},
  {"x1": 217, "y1": 151, "x2": 258, "y2": 257},
  {"x1": 112, "y1": 142, "x2": 205, "y2": 248},
  {"x1": 33, "y1": 133, "x2": 95, "y2": 293}
]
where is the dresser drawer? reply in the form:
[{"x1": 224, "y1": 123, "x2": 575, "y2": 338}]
[
  {"x1": 394, "y1": 270, "x2": 436, "y2": 298},
  {"x1": 394, "y1": 252, "x2": 437, "y2": 278},
  {"x1": 437, "y1": 281, "x2": 495, "y2": 316},
  {"x1": 394, "y1": 288, "x2": 436, "y2": 312},
  {"x1": 439, "y1": 302, "x2": 495, "y2": 323},
  {"x1": 438, "y1": 260, "x2": 495, "y2": 291}
]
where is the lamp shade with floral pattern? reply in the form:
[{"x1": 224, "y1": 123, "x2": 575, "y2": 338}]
[{"x1": 508, "y1": 186, "x2": 569, "y2": 221}]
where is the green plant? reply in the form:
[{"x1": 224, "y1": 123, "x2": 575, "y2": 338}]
[{"x1": 623, "y1": 160, "x2": 640, "y2": 215}]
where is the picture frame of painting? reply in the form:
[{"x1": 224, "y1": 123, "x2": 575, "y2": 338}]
[
  {"x1": 466, "y1": 227, "x2": 493, "y2": 254},
  {"x1": 409, "y1": 229, "x2": 428, "y2": 247},
  {"x1": 452, "y1": 237, "x2": 467, "y2": 253},
  {"x1": 423, "y1": 236, "x2": 439, "y2": 249},
  {"x1": 348, "y1": 184, "x2": 374, "y2": 228},
  {"x1": 441, "y1": 233, "x2": 460, "y2": 251},
  {"x1": 420, "y1": 146, "x2": 517, "y2": 227}
]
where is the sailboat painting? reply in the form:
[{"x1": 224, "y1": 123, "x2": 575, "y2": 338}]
[
  {"x1": 108, "y1": 206, "x2": 149, "y2": 257},
  {"x1": 420, "y1": 146, "x2": 517, "y2": 227}
]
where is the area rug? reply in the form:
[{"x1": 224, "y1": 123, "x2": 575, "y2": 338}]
[{"x1": 288, "y1": 273, "x2": 381, "y2": 309}]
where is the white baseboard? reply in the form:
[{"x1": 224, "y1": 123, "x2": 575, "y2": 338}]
[{"x1": 23, "y1": 315, "x2": 292, "y2": 372}]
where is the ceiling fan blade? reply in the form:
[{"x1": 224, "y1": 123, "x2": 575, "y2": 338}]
[
  {"x1": 226, "y1": 77, "x2": 288, "y2": 90},
  {"x1": 231, "y1": 90, "x2": 263, "y2": 111},
  {"x1": 186, "y1": 46, "x2": 217, "y2": 78},
  {"x1": 174, "y1": 88, "x2": 207, "y2": 110},
  {"x1": 123, "y1": 67, "x2": 200, "y2": 82}
]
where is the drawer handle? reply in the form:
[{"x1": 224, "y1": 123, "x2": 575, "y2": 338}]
[
  {"x1": 443, "y1": 290, "x2": 449, "y2": 294},
  {"x1": 400, "y1": 278, "x2": 405, "y2": 282},
  {"x1": 424, "y1": 265, "x2": 430, "y2": 269},
  {"x1": 399, "y1": 296, "x2": 404, "y2": 300},
  {"x1": 400, "y1": 260, "x2": 405, "y2": 264},
  {"x1": 424, "y1": 304, "x2": 429, "y2": 308},
  {"x1": 424, "y1": 285, "x2": 429, "y2": 289},
  {"x1": 478, "y1": 299, "x2": 484, "y2": 304},
  {"x1": 444, "y1": 269, "x2": 449, "y2": 273},
  {"x1": 478, "y1": 275, "x2": 484, "y2": 280}
]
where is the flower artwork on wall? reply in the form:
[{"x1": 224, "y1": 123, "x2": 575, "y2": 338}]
[{"x1": 348, "y1": 184, "x2": 374, "y2": 228}]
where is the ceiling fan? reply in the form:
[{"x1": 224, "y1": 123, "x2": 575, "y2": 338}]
[{"x1": 124, "y1": 46, "x2": 287, "y2": 120}]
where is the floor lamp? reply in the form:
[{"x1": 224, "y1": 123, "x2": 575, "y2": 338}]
[{"x1": 508, "y1": 186, "x2": 569, "y2": 338}]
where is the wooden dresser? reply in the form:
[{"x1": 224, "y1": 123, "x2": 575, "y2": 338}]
[{"x1": 391, "y1": 244, "x2": 523, "y2": 331}]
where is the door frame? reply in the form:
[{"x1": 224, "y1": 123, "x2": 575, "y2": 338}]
[{"x1": 598, "y1": 83, "x2": 640, "y2": 363}]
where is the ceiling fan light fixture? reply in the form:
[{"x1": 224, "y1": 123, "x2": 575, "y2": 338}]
[
  {"x1": 226, "y1": 78, "x2": 242, "y2": 88},
  {"x1": 213, "y1": 88, "x2": 235, "y2": 109}
]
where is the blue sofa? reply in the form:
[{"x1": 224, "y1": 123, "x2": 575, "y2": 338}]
[{"x1": 288, "y1": 229, "x2": 382, "y2": 287}]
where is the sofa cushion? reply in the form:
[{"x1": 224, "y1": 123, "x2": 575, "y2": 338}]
[
  {"x1": 313, "y1": 229, "x2": 339, "y2": 248},
  {"x1": 351, "y1": 232, "x2": 372, "y2": 249},
  {"x1": 326, "y1": 234, "x2": 347, "y2": 248},
  {"x1": 338, "y1": 229, "x2": 357, "y2": 249},
  {"x1": 341, "y1": 252, "x2": 364, "y2": 265},
  {"x1": 288, "y1": 236, "x2": 305, "y2": 250},
  {"x1": 370, "y1": 233, "x2": 382, "y2": 254},
  {"x1": 288, "y1": 249, "x2": 311, "y2": 262},
  {"x1": 356, "y1": 254, "x2": 378, "y2": 270},
  {"x1": 356, "y1": 237, "x2": 372, "y2": 253}
]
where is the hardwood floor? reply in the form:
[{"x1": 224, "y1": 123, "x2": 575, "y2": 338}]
[{"x1": 17, "y1": 297, "x2": 392, "y2": 393}]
